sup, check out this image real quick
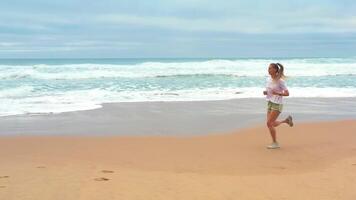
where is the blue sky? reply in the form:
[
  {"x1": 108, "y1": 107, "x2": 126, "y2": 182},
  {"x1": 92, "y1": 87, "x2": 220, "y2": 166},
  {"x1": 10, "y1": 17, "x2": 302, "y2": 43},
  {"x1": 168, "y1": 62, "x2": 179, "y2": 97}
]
[{"x1": 0, "y1": 0, "x2": 355, "y2": 58}]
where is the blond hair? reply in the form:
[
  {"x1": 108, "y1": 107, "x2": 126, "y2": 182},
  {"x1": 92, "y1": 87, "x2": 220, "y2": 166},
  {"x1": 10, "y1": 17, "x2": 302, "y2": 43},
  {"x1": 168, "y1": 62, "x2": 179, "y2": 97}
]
[{"x1": 271, "y1": 63, "x2": 286, "y2": 79}]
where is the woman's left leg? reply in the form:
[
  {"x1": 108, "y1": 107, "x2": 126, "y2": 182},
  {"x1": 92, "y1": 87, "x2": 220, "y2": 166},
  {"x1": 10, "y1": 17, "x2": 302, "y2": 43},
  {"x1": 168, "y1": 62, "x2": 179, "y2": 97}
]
[{"x1": 267, "y1": 110, "x2": 280, "y2": 143}]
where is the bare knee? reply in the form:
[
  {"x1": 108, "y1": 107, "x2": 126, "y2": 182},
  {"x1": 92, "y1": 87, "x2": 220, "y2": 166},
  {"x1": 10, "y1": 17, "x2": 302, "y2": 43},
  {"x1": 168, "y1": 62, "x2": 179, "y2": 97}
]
[{"x1": 266, "y1": 121, "x2": 274, "y2": 128}]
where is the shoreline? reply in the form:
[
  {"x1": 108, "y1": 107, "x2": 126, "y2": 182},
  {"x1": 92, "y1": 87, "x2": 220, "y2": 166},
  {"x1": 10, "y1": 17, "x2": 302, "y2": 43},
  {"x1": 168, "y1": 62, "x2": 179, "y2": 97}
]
[{"x1": 0, "y1": 97, "x2": 355, "y2": 136}]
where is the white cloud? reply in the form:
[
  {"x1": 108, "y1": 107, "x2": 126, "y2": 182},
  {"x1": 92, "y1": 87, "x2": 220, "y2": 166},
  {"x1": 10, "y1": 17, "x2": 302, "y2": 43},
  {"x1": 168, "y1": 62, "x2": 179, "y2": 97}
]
[
  {"x1": 96, "y1": 13, "x2": 356, "y2": 33},
  {"x1": 0, "y1": 42, "x2": 23, "y2": 47},
  {"x1": 0, "y1": 40, "x2": 143, "y2": 54}
]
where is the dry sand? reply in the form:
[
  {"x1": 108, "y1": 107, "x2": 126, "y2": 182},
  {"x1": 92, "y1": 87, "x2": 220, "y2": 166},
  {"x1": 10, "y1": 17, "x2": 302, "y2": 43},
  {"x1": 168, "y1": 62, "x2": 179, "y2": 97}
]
[{"x1": 1, "y1": 120, "x2": 356, "y2": 200}]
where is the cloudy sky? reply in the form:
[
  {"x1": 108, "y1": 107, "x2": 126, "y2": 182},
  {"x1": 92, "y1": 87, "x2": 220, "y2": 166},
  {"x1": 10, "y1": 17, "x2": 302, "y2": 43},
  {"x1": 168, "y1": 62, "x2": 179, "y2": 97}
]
[{"x1": 0, "y1": 0, "x2": 355, "y2": 58}]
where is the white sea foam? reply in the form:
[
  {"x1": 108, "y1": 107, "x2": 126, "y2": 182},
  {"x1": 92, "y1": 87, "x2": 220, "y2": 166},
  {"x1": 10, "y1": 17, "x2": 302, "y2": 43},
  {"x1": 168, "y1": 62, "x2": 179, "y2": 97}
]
[
  {"x1": 0, "y1": 58, "x2": 356, "y2": 116},
  {"x1": 0, "y1": 87, "x2": 355, "y2": 116},
  {"x1": 1, "y1": 58, "x2": 356, "y2": 80},
  {"x1": 0, "y1": 86, "x2": 35, "y2": 98}
]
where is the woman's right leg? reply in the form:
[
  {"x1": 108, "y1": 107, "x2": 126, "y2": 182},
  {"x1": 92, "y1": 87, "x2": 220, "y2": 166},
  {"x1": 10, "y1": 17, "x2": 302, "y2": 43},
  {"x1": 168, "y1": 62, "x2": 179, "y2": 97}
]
[{"x1": 272, "y1": 118, "x2": 288, "y2": 127}]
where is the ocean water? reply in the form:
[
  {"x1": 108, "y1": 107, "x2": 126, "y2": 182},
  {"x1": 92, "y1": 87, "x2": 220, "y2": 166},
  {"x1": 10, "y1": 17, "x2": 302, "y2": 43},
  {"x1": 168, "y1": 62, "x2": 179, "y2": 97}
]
[{"x1": 1, "y1": 57, "x2": 356, "y2": 116}]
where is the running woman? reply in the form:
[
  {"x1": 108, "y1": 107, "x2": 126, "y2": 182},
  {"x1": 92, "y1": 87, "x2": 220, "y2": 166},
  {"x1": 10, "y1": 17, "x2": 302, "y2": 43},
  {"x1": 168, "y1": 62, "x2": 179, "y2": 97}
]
[{"x1": 263, "y1": 63, "x2": 293, "y2": 149}]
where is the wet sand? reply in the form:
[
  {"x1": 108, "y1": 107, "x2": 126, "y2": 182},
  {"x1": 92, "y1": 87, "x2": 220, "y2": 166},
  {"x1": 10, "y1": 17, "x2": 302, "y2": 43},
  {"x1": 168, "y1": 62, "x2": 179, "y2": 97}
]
[{"x1": 0, "y1": 97, "x2": 355, "y2": 136}]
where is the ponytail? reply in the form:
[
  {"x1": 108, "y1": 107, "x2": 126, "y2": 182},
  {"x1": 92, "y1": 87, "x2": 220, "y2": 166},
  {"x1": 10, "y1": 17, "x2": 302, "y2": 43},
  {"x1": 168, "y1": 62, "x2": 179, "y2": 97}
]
[{"x1": 276, "y1": 63, "x2": 286, "y2": 79}]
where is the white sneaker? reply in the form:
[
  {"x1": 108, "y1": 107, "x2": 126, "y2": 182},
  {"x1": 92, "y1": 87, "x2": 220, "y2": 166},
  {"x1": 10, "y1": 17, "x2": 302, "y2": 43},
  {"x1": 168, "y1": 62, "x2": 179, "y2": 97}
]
[{"x1": 267, "y1": 142, "x2": 280, "y2": 149}]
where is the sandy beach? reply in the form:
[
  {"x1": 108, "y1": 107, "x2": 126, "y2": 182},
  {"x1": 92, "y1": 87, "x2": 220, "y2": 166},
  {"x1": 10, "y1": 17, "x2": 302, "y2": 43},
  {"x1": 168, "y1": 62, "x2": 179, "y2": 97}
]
[
  {"x1": 0, "y1": 98, "x2": 356, "y2": 199},
  {"x1": 1, "y1": 120, "x2": 356, "y2": 200}
]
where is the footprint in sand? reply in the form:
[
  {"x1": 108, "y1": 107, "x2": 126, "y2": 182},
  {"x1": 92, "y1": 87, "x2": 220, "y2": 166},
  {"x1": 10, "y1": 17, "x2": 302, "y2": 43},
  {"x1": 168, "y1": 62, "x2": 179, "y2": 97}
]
[
  {"x1": 101, "y1": 170, "x2": 114, "y2": 173},
  {"x1": 37, "y1": 166, "x2": 46, "y2": 169},
  {"x1": 0, "y1": 176, "x2": 9, "y2": 179},
  {"x1": 94, "y1": 177, "x2": 110, "y2": 181},
  {"x1": 271, "y1": 167, "x2": 286, "y2": 170}
]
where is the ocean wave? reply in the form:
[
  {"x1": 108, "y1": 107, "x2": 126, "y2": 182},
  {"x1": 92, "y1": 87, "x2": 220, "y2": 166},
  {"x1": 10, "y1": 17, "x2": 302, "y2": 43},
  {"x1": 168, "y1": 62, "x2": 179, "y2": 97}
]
[
  {"x1": 1, "y1": 58, "x2": 356, "y2": 80},
  {"x1": 1, "y1": 69, "x2": 356, "y2": 80}
]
